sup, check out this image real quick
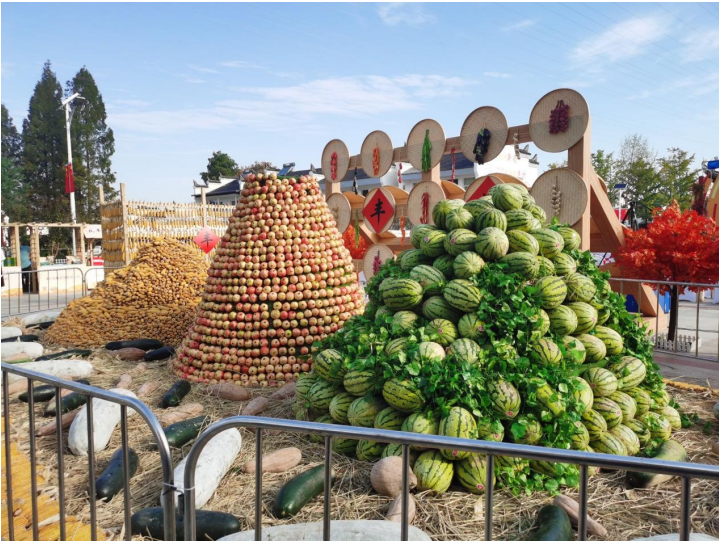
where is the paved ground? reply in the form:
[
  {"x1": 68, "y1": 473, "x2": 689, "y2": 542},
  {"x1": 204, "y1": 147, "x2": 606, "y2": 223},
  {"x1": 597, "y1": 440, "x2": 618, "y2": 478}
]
[
  {"x1": 655, "y1": 351, "x2": 719, "y2": 388},
  {"x1": 1, "y1": 294, "x2": 81, "y2": 319}
]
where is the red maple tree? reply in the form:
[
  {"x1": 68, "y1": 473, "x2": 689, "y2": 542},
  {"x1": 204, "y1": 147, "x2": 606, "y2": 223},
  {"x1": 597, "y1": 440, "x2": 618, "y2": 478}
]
[{"x1": 614, "y1": 202, "x2": 719, "y2": 340}]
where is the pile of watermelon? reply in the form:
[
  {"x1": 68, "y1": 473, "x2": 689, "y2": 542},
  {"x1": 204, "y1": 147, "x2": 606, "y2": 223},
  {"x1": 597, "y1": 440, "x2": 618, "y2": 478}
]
[{"x1": 294, "y1": 184, "x2": 678, "y2": 494}]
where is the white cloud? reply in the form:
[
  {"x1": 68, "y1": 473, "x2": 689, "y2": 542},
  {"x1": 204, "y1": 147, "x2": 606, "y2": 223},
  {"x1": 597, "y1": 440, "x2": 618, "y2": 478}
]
[
  {"x1": 681, "y1": 29, "x2": 719, "y2": 62},
  {"x1": 483, "y1": 72, "x2": 511, "y2": 78},
  {"x1": 571, "y1": 16, "x2": 664, "y2": 69},
  {"x1": 501, "y1": 19, "x2": 536, "y2": 32},
  {"x1": 627, "y1": 73, "x2": 719, "y2": 101},
  {"x1": 188, "y1": 64, "x2": 219, "y2": 74},
  {"x1": 377, "y1": 3, "x2": 435, "y2": 27},
  {"x1": 109, "y1": 74, "x2": 474, "y2": 134},
  {"x1": 184, "y1": 77, "x2": 205, "y2": 84},
  {"x1": 114, "y1": 99, "x2": 150, "y2": 107},
  {"x1": 220, "y1": 60, "x2": 263, "y2": 69}
]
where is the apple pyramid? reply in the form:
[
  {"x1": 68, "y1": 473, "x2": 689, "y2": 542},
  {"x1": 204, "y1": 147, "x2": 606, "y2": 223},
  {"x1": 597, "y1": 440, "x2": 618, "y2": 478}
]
[{"x1": 173, "y1": 174, "x2": 365, "y2": 387}]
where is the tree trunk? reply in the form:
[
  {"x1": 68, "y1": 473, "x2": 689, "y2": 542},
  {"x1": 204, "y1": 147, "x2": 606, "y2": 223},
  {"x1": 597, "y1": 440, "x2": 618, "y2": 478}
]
[{"x1": 668, "y1": 285, "x2": 679, "y2": 342}]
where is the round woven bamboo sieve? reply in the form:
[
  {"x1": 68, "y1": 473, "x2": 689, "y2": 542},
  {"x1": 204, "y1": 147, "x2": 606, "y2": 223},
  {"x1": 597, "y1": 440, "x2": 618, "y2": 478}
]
[
  {"x1": 407, "y1": 181, "x2": 445, "y2": 225},
  {"x1": 327, "y1": 193, "x2": 351, "y2": 233},
  {"x1": 321, "y1": 139, "x2": 350, "y2": 183},
  {"x1": 529, "y1": 89, "x2": 589, "y2": 153},
  {"x1": 363, "y1": 243, "x2": 395, "y2": 280},
  {"x1": 360, "y1": 130, "x2": 394, "y2": 178},
  {"x1": 460, "y1": 106, "x2": 509, "y2": 164},
  {"x1": 406, "y1": 119, "x2": 446, "y2": 171},
  {"x1": 530, "y1": 167, "x2": 588, "y2": 226}
]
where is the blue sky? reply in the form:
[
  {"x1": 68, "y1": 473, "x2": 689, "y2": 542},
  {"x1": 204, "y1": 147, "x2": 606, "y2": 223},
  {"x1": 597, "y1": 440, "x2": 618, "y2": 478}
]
[{"x1": 2, "y1": 2, "x2": 718, "y2": 202}]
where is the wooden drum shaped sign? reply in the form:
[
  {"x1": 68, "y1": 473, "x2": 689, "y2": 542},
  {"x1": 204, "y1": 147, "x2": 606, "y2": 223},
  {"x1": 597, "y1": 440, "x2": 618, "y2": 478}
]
[
  {"x1": 362, "y1": 187, "x2": 396, "y2": 234},
  {"x1": 321, "y1": 139, "x2": 350, "y2": 183},
  {"x1": 406, "y1": 119, "x2": 446, "y2": 172},
  {"x1": 408, "y1": 181, "x2": 445, "y2": 226},
  {"x1": 360, "y1": 130, "x2": 393, "y2": 178},
  {"x1": 363, "y1": 243, "x2": 395, "y2": 280},
  {"x1": 460, "y1": 106, "x2": 508, "y2": 165},
  {"x1": 326, "y1": 193, "x2": 351, "y2": 233},
  {"x1": 529, "y1": 89, "x2": 589, "y2": 153},
  {"x1": 530, "y1": 167, "x2": 588, "y2": 226}
]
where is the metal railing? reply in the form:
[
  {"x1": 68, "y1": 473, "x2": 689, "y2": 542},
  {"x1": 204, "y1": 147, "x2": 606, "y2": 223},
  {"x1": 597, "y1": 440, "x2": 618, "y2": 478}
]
[
  {"x1": 1, "y1": 362, "x2": 176, "y2": 541},
  {"x1": 608, "y1": 277, "x2": 719, "y2": 361},
  {"x1": 1, "y1": 267, "x2": 85, "y2": 317},
  {"x1": 183, "y1": 417, "x2": 719, "y2": 542}
]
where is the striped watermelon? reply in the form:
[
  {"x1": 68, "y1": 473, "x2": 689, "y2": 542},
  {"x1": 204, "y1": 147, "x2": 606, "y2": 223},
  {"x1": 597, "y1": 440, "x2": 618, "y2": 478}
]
[
  {"x1": 444, "y1": 229, "x2": 477, "y2": 256},
  {"x1": 648, "y1": 389, "x2": 670, "y2": 410},
  {"x1": 530, "y1": 461, "x2": 578, "y2": 483},
  {"x1": 313, "y1": 349, "x2": 346, "y2": 383},
  {"x1": 455, "y1": 454, "x2": 493, "y2": 494},
  {"x1": 410, "y1": 265, "x2": 446, "y2": 295},
  {"x1": 420, "y1": 230, "x2": 448, "y2": 258},
  {"x1": 447, "y1": 338, "x2": 481, "y2": 365},
  {"x1": 295, "y1": 375, "x2": 319, "y2": 399},
  {"x1": 609, "y1": 391, "x2": 637, "y2": 422},
  {"x1": 464, "y1": 199, "x2": 495, "y2": 218},
  {"x1": 522, "y1": 191, "x2": 536, "y2": 206},
  {"x1": 570, "y1": 376, "x2": 593, "y2": 412},
  {"x1": 382, "y1": 378, "x2": 426, "y2": 413},
  {"x1": 623, "y1": 418, "x2": 651, "y2": 446},
  {"x1": 509, "y1": 416, "x2": 543, "y2": 445},
  {"x1": 593, "y1": 397, "x2": 623, "y2": 428},
  {"x1": 488, "y1": 379, "x2": 521, "y2": 419},
  {"x1": 584, "y1": 367, "x2": 618, "y2": 397},
  {"x1": 446, "y1": 208, "x2": 474, "y2": 231},
  {"x1": 332, "y1": 437, "x2": 358, "y2": 455},
  {"x1": 530, "y1": 338, "x2": 562, "y2": 366},
  {"x1": 491, "y1": 184, "x2": 524, "y2": 211},
  {"x1": 507, "y1": 230, "x2": 540, "y2": 255},
  {"x1": 477, "y1": 418, "x2": 505, "y2": 442},
  {"x1": 562, "y1": 335, "x2": 587, "y2": 364},
  {"x1": 496, "y1": 456, "x2": 529, "y2": 474},
  {"x1": 505, "y1": 209, "x2": 535, "y2": 232},
  {"x1": 374, "y1": 407, "x2": 407, "y2": 431},
  {"x1": 382, "y1": 278, "x2": 423, "y2": 310},
  {"x1": 432, "y1": 200, "x2": 464, "y2": 229},
  {"x1": 581, "y1": 408, "x2": 608, "y2": 439},
  {"x1": 547, "y1": 305, "x2": 578, "y2": 335},
  {"x1": 610, "y1": 424, "x2": 641, "y2": 455},
  {"x1": 565, "y1": 273, "x2": 597, "y2": 303},
  {"x1": 475, "y1": 227, "x2": 510, "y2": 261},
  {"x1": 347, "y1": 396, "x2": 387, "y2": 427},
  {"x1": 374, "y1": 305, "x2": 395, "y2": 324},
  {"x1": 399, "y1": 248, "x2": 433, "y2": 270},
  {"x1": 657, "y1": 406, "x2": 681, "y2": 430},
  {"x1": 591, "y1": 432, "x2": 627, "y2": 456},
  {"x1": 443, "y1": 279, "x2": 483, "y2": 312},
  {"x1": 356, "y1": 439, "x2": 385, "y2": 461},
  {"x1": 458, "y1": 313, "x2": 487, "y2": 341},
  {"x1": 531, "y1": 229, "x2": 565, "y2": 259},
  {"x1": 551, "y1": 252, "x2": 578, "y2": 276},
  {"x1": 433, "y1": 255, "x2": 455, "y2": 279},
  {"x1": 529, "y1": 217, "x2": 543, "y2": 231},
  {"x1": 502, "y1": 252, "x2": 540, "y2": 279},
  {"x1": 422, "y1": 296, "x2": 462, "y2": 323},
  {"x1": 557, "y1": 226, "x2": 581, "y2": 251},
  {"x1": 536, "y1": 256, "x2": 556, "y2": 278},
  {"x1": 306, "y1": 380, "x2": 338, "y2": 412},
  {"x1": 382, "y1": 443, "x2": 419, "y2": 466},
  {"x1": 439, "y1": 407, "x2": 477, "y2": 460},
  {"x1": 474, "y1": 208, "x2": 508, "y2": 233},
  {"x1": 575, "y1": 334, "x2": 606, "y2": 363},
  {"x1": 426, "y1": 319, "x2": 458, "y2": 346},
  {"x1": 538, "y1": 309, "x2": 551, "y2": 337},
  {"x1": 411, "y1": 225, "x2": 438, "y2": 249},
  {"x1": 402, "y1": 411, "x2": 439, "y2": 450},
  {"x1": 640, "y1": 411, "x2": 672, "y2": 441},
  {"x1": 609, "y1": 356, "x2": 646, "y2": 390},
  {"x1": 416, "y1": 341, "x2": 446, "y2": 364},
  {"x1": 535, "y1": 276, "x2": 567, "y2": 309},
  {"x1": 593, "y1": 325, "x2": 624, "y2": 356},
  {"x1": 343, "y1": 369, "x2": 374, "y2": 397},
  {"x1": 625, "y1": 387, "x2": 652, "y2": 416},
  {"x1": 309, "y1": 414, "x2": 334, "y2": 442},
  {"x1": 571, "y1": 421, "x2": 590, "y2": 450},
  {"x1": 453, "y1": 251, "x2": 485, "y2": 279},
  {"x1": 329, "y1": 392, "x2": 355, "y2": 424},
  {"x1": 391, "y1": 311, "x2": 419, "y2": 333},
  {"x1": 532, "y1": 378, "x2": 566, "y2": 417},
  {"x1": 596, "y1": 306, "x2": 611, "y2": 326},
  {"x1": 526, "y1": 203, "x2": 547, "y2": 222},
  {"x1": 385, "y1": 337, "x2": 409, "y2": 357},
  {"x1": 567, "y1": 302, "x2": 598, "y2": 334},
  {"x1": 414, "y1": 450, "x2": 454, "y2": 493}
]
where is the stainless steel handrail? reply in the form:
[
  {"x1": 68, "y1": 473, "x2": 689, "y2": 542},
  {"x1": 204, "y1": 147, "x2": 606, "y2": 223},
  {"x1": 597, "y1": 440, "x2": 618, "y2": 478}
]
[
  {"x1": 183, "y1": 416, "x2": 719, "y2": 542},
  {"x1": 1, "y1": 363, "x2": 177, "y2": 541},
  {"x1": 1, "y1": 266, "x2": 85, "y2": 317}
]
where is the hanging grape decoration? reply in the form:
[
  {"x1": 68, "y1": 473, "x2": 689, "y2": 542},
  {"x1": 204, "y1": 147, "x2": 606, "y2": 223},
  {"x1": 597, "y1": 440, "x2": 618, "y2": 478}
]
[
  {"x1": 549, "y1": 99, "x2": 570, "y2": 134},
  {"x1": 473, "y1": 128, "x2": 491, "y2": 164}
]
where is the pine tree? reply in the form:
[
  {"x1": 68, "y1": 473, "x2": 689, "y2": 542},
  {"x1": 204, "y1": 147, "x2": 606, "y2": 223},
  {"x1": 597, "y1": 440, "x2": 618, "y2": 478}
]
[
  {"x1": 66, "y1": 67, "x2": 117, "y2": 222},
  {"x1": 2, "y1": 104, "x2": 23, "y2": 160},
  {"x1": 22, "y1": 61, "x2": 67, "y2": 222},
  {"x1": 200, "y1": 151, "x2": 239, "y2": 182},
  {"x1": 657, "y1": 148, "x2": 698, "y2": 211},
  {"x1": 1, "y1": 104, "x2": 29, "y2": 222}
]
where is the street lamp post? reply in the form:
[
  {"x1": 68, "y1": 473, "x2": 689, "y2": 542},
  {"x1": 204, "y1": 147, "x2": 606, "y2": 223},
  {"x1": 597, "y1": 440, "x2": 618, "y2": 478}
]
[{"x1": 61, "y1": 93, "x2": 85, "y2": 257}]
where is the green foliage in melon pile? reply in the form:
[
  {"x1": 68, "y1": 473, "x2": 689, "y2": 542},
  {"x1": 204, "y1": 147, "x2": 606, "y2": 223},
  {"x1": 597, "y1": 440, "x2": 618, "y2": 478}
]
[{"x1": 298, "y1": 189, "x2": 673, "y2": 496}]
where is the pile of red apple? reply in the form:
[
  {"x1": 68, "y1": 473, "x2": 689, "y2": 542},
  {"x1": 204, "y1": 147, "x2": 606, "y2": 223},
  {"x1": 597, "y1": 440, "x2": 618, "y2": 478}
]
[{"x1": 173, "y1": 173, "x2": 364, "y2": 387}]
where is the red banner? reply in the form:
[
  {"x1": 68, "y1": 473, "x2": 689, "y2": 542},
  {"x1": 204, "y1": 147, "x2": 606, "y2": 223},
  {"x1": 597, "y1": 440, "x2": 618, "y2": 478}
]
[
  {"x1": 193, "y1": 226, "x2": 220, "y2": 254},
  {"x1": 65, "y1": 164, "x2": 75, "y2": 194}
]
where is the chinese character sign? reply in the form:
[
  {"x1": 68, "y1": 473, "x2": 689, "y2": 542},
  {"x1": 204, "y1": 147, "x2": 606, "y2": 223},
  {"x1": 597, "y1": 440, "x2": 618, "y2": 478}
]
[
  {"x1": 362, "y1": 189, "x2": 394, "y2": 232},
  {"x1": 193, "y1": 226, "x2": 220, "y2": 254}
]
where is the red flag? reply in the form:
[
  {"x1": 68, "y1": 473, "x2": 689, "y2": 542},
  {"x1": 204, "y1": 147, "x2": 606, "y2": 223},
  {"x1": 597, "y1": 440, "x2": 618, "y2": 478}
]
[{"x1": 65, "y1": 164, "x2": 75, "y2": 194}]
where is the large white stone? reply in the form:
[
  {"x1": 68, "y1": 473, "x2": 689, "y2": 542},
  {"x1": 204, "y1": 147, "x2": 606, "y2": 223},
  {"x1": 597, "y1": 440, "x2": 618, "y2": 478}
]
[
  {"x1": 21, "y1": 310, "x2": 62, "y2": 326},
  {"x1": 1, "y1": 326, "x2": 22, "y2": 339},
  {"x1": 1, "y1": 341, "x2": 44, "y2": 360},
  {"x1": 218, "y1": 520, "x2": 432, "y2": 541}
]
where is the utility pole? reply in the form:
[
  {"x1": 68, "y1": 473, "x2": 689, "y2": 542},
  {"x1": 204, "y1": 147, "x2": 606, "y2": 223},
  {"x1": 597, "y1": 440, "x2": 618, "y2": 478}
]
[{"x1": 61, "y1": 93, "x2": 85, "y2": 257}]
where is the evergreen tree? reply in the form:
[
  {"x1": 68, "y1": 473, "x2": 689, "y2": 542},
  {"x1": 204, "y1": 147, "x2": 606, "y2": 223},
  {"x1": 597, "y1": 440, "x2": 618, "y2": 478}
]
[
  {"x1": 614, "y1": 135, "x2": 660, "y2": 225},
  {"x1": 1, "y1": 104, "x2": 30, "y2": 222},
  {"x1": 66, "y1": 67, "x2": 117, "y2": 222},
  {"x1": 22, "y1": 61, "x2": 67, "y2": 222},
  {"x1": 591, "y1": 150, "x2": 615, "y2": 203},
  {"x1": 2, "y1": 104, "x2": 22, "y2": 160},
  {"x1": 200, "y1": 151, "x2": 239, "y2": 182},
  {"x1": 657, "y1": 148, "x2": 697, "y2": 211}
]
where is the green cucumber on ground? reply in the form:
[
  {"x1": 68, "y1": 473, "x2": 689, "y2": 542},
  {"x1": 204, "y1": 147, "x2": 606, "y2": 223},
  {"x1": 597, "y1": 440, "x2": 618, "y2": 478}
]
[
  {"x1": 130, "y1": 507, "x2": 241, "y2": 540},
  {"x1": 19, "y1": 384, "x2": 57, "y2": 403},
  {"x1": 162, "y1": 415, "x2": 207, "y2": 448},
  {"x1": 35, "y1": 349, "x2": 92, "y2": 361},
  {"x1": 105, "y1": 339, "x2": 163, "y2": 351},
  {"x1": 273, "y1": 464, "x2": 337, "y2": 519},
  {"x1": 159, "y1": 380, "x2": 191, "y2": 408},
  {"x1": 43, "y1": 388, "x2": 90, "y2": 417},
  {"x1": 627, "y1": 440, "x2": 688, "y2": 488},
  {"x1": 144, "y1": 346, "x2": 175, "y2": 362},
  {"x1": 527, "y1": 504, "x2": 573, "y2": 541},
  {"x1": 1, "y1": 334, "x2": 40, "y2": 343},
  {"x1": 95, "y1": 447, "x2": 139, "y2": 502}
]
